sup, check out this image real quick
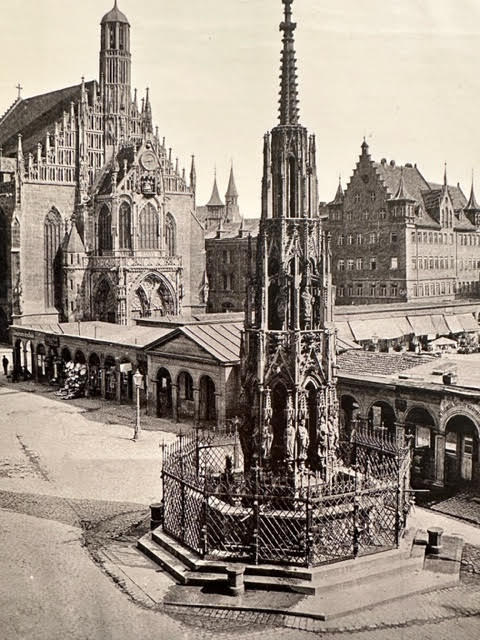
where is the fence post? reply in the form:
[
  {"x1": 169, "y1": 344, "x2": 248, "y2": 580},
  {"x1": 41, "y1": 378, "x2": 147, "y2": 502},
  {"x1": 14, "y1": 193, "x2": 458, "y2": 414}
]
[
  {"x1": 251, "y1": 458, "x2": 260, "y2": 565},
  {"x1": 305, "y1": 482, "x2": 313, "y2": 567},
  {"x1": 201, "y1": 470, "x2": 208, "y2": 557},
  {"x1": 395, "y1": 449, "x2": 402, "y2": 547},
  {"x1": 179, "y1": 433, "x2": 186, "y2": 542},
  {"x1": 353, "y1": 438, "x2": 359, "y2": 558}
]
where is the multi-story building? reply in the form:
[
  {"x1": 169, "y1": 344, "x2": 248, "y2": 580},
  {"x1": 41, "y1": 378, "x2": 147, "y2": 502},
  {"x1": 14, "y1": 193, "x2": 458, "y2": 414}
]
[
  {"x1": 205, "y1": 219, "x2": 258, "y2": 313},
  {"x1": 0, "y1": 2, "x2": 205, "y2": 341},
  {"x1": 325, "y1": 141, "x2": 480, "y2": 305}
]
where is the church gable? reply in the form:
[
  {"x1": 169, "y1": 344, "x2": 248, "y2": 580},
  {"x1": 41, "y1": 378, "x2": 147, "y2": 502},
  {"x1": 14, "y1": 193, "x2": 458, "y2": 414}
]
[{"x1": 149, "y1": 333, "x2": 218, "y2": 363}]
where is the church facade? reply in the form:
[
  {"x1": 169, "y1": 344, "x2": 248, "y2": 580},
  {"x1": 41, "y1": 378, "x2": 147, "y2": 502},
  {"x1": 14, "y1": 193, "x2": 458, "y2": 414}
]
[{"x1": 0, "y1": 2, "x2": 206, "y2": 341}]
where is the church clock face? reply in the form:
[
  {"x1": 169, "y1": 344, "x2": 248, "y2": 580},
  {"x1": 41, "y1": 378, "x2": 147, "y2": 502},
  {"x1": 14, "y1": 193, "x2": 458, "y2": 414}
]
[{"x1": 141, "y1": 151, "x2": 158, "y2": 171}]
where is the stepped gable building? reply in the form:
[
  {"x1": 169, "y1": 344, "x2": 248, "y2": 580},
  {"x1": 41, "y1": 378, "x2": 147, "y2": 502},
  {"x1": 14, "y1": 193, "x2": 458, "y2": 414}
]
[
  {"x1": 240, "y1": 0, "x2": 338, "y2": 474},
  {"x1": 0, "y1": 2, "x2": 205, "y2": 341},
  {"x1": 325, "y1": 141, "x2": 480, "y2": 306},
  {"x1": 196, "y1": 165, "x2": 243, "y2": 230}
]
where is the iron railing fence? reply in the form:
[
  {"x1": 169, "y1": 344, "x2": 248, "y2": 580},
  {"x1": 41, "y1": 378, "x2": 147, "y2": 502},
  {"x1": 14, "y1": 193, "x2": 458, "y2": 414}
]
[{"x1": 161, "y1": 423, "x2": 411, "y2": 567}]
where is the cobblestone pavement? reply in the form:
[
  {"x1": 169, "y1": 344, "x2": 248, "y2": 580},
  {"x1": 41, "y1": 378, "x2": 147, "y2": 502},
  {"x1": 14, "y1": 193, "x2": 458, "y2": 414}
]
[
  {"x1": 431, "y1": 491, "x2": 480, "y2": 526},
  {"x1": 1, "y1": 380, "x2": 480, "y2": 639}
]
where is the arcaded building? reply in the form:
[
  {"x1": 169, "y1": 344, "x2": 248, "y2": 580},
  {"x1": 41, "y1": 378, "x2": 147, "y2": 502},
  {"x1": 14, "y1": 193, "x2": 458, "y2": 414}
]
[
  {"x1": 325, "y1": 141, "x2": 480, "y2": 305},
  {"x1": 0, "y1": 2, "x2": 206, "y2": 341}
]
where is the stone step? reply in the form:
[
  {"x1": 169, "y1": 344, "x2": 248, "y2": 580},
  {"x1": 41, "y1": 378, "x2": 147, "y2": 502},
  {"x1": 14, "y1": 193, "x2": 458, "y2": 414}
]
[
  {"x1": 152, "y1": 528, "x2": 315, "y2": 580},
  {"x1": 303, "y1": 567, "x2": 460, "y2": 620},
  {"x1": 137, "y1": 535, "x2": 188, "y2": 585}
]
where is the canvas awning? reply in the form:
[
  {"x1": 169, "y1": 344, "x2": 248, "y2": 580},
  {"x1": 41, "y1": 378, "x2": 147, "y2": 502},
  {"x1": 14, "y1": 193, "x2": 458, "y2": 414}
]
[
  {"x1": 444, "y1": 315, "x2": 464, "y2": 334},
  {"x1": 430, "y1": 314, "x2": 450, "y2": 336},
  {"x1": 395, "y1": 316, "x2": 414, "y2": 335},
  {"x1": 336, "y1": 336, "x2": 361, "y2": 353},
  {"x1": 456, "y1": 313, "x2": 479, "y2": 332},
  {"x1": 428, "y1": 336, "x2": 457, "y2": 347},
  {"x1": 335, "y1": 321, "x2": 356, "y2": 342},
  {"x1": 348, "y1": 318, "x2": 406, "y2": 341},
  {"x1": 407, "y1": 315, "x2": 436, "y2": 337}
]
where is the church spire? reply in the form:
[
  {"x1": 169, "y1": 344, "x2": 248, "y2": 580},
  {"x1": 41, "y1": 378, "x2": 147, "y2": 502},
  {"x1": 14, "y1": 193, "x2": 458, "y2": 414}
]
[
  {"x1": 278, "y1": 0, "x2": 299, "y2": 126},
  {"x1": 466, "y1": 171, "x2": 480, "y2": 211},
  {"x1": 206, "y1": 170, "x2": 224, "y2": 208},
  {"x1": 225, "y1": 164, "x2": 238, "y2": 200}
]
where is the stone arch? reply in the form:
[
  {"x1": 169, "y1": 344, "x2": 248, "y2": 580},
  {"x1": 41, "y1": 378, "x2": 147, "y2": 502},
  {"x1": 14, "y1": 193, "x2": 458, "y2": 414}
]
[
  {"x1": 406, "y1": 406, "x2": 437, "y2": 485},
  {"x1": 88, "y1": 352, "x2": 101, "y2": 396},
  {"x1": 177, "y1": 370, "x2": 194, "y2": 421},
  {"x1": 340, "y1": 394, "x2": 360, "y2": 438},
  {"x1": 199, "y1": 375, "x2": 216, "y2": 424},
  {"x1": 138, "y1": 202, "x2": 159, "y2": 249},
  {"x1": 444, "y1": 413, "x2": 479, "y2": 485},
  {"x1": 156, "y1": 367, "x2": 172, "y2": 418},
  {"x1": 367, "y1": 399, "x2": 396, "y2": 435},
  {"x1": 93, "y1": 279, "x2": 117, "y2": 323},
  {"x1": 74, "y1": 349, "x2": 86, "y2": 364},
  {"x1": 131, "y1": 272, "x2": 176, "y2": 319},
  {"x1": 36, "y1": 343, "x2": 47, "y2": 381},
  {"x1": 104, "y1": 354, "x2": 117, "y2": 400}
]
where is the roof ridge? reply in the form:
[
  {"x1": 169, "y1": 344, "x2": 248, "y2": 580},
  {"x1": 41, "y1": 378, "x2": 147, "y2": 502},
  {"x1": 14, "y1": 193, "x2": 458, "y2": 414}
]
[{"x1": 0, "y1": 97, "x2": 22, "y2": 127}]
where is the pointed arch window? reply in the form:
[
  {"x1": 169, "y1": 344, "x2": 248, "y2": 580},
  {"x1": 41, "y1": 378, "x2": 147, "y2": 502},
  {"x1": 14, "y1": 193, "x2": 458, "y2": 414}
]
[
  {"x1": 11, "y1": 218, "x2": 20, "y2": 249},
  {"x1": 119, "y1": 201, "x2": 132, "y2": 249},
  {"x1": 165, "y1": 213, "x2": 176, "y2": 256},
  {"x1": 44, "y1": 208, "x2": 62, "y2": 309},
  {"x1": 288, "y1": 155, "x2": 297, "y2": 218},
  {"x1": 139, "y1": 203, "x2": 159, "y2": 249},
  {"x1": 98, "y1": 205, "x2": 112, "y2": 254}
]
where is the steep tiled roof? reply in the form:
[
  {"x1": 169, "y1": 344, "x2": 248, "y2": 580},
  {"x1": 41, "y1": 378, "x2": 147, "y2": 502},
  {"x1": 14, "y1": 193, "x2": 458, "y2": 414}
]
[
  {"x1": 373, "y1": 162, "x2": 430, "y2": 203},
  {"x1": 14, "y1": 321, "x2": 172, "y2": 348},
  {"x1": 338, "y1": 351, "x2": 434, "y2": 377},
  {"x1": 181, "y1": 322, "x2": 243, "y2": 363},
  {"x1": 207, "y1": 175, "x2": 224, "y2": 207},
  {"x1": 428, "y1": 182, "x2": 467, "y2": 212},
  {"x1": 0, "y1": 81, "x2": 97, "y2": 157},
  {"x1": 225, "y1": 166, "x2": 238, "y2": 198},
  {"x1": 205, "y1": 218, "x2": 259, "y2": 239}
]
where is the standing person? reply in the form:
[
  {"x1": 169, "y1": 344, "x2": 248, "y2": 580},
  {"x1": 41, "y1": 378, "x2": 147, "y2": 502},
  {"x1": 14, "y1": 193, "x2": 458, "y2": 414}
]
[{"x1": 2, "y1": 355, "x2": 9, "y2": 376}]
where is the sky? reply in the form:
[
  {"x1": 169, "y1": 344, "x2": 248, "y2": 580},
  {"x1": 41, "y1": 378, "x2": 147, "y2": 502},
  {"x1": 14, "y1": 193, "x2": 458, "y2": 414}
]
[{"x1": 1, "y1": 0, "x2": 480, "y2": 216}]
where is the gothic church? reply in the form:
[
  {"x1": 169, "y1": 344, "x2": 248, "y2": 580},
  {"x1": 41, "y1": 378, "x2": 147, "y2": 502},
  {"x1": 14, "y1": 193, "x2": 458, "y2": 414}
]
[{"x1": 0, "y1": 2, "x2": 205, "y2": 341}]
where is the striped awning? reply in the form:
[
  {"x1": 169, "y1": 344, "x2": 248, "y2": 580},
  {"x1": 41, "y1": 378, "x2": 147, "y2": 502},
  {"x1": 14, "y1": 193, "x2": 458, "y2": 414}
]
[
  {"x1": 335, "y1": 321, "x2": 356, "y2": 342},
  {"x1": 444, "y1": 315, "x2": 464, "y2": 334},
  {"x1": 430, "y1": 314, "x2": 450, "y2": 336},
  {"x1": 456, "y1": 313, "x2": 479, "y2": 332},
  {"x1": 348, "y1": 318, "x2": 406, "y2": 341},
  {"x1": 407, "y1": 315, "x2": 436, "y2": 337}
]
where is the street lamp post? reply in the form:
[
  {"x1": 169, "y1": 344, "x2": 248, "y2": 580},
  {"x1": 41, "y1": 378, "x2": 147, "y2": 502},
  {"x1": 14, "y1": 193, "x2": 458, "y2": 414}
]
[{"x1": 132, "y1": 369, "x2": 143, "y2": 441}]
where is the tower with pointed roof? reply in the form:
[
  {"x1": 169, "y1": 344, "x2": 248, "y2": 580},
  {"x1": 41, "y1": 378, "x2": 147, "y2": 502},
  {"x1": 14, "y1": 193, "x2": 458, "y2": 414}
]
[
  {"x1": 100, "y1": 2, "x2": 132, "y2": 148},
  {"x1": 464, "y1": 173, "x2": 480, "y2": 227},
  {"x1": 0, "y1": 2, "x2": 205, "y2": 333},
  {"x1": 240, "y1": 0, "x2": 338, "y2": 477},
  {"x1": 225, "y1": 164, "x2": 241, "y2": 223}
]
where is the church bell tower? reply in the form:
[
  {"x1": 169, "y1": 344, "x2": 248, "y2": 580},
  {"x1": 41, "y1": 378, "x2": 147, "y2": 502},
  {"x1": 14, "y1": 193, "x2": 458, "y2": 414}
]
[
  {"x1": 241, "y1": 0, "x2": 338, "y2": 479},
  {"x1": 99, "y1": 1, "x2": 132, "y2": 148}
]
